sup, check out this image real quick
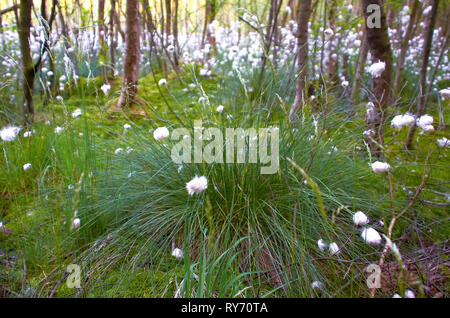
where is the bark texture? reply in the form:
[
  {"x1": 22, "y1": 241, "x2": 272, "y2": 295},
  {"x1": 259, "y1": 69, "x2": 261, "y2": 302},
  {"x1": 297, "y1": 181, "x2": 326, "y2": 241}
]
[{"x1": 117, "y1": 0, "x2": 141, "y2": 108}]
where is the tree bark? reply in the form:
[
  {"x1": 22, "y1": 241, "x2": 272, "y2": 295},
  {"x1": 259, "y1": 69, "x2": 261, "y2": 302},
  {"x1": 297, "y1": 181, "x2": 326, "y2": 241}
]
[
  {"x1": 405, "y1": 0, "x2": 439, "y2": 149},
  {"x1": 117, "y1": 0, "x2": 141, "y2": 108},
  {"x1": 98, "y1": 0, "x2": 106, "y2": 79},
  {"x1": 18, "y1": 0, "x2": 35, "y2": 122},
  {"x1": 289, "y1": 0, "x2": 312, "y2": 121},
  {"x1": 362, "y1": 0, "x2": 393, "y2": 156}
]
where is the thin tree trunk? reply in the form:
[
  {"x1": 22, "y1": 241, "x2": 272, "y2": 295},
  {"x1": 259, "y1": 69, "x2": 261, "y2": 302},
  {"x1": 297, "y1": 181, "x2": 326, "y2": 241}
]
[
  {"x1": 362, "y1": 0, "x2": 393, "y2": 156},
  {"x1": 109, "y1": 0, "x2": 116, "y2": 77},
  {"x1": 289, "y1": 0, "x2": 312, "y2": 121},
  {"x1": 117, "y1": 0, "x2": 141, "y2": 108},
  {"x1": 393, "y1": 0, "x2": 419, "y2": 96},
  {"x1": 98, "y1": 0, "x2": 106, "y2": 79},
  {"x1": 19, "y1": 0, "x2": 35, "y2": 122},
  {"x1": 405, "y1": 0, "x2": 439, "y2": 149}
]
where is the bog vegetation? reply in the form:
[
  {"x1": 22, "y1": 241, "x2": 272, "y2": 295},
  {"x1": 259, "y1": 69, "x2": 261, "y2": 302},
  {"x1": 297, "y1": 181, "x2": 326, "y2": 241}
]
[{"x1": 0, "y1": 0, "x2": 449, "y2": 298}]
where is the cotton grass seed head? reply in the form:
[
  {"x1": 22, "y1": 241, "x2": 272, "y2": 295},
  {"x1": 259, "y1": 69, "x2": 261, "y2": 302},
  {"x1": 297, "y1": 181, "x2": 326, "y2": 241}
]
[
  {"x1": 153, "y1": 127, "x2": 170, "y2": 141},
  {"x1": 186, "y1": 175, "x2": 208, "y2": 196},
  {"x1": 0, "y1": 125, "x2": 21, "y2": 141},
  {"x1": 353, "y1": 211, "x2": 369, "y2": 226}
]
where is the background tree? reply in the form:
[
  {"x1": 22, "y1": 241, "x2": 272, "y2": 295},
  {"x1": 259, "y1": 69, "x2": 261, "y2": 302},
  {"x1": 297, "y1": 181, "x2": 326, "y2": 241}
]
[
  {"x1": 289, "y1": 0, "x2": 312, "y2": 121},
  {"x1": 405, "y1": 0, "x2": 439, "y2": 148},
  {"x1": 362, "y1": 0, "x2": 393, "y2": 156},
  {"x1": 116, "y1": 0, "x2": 141, "y2": 108}
]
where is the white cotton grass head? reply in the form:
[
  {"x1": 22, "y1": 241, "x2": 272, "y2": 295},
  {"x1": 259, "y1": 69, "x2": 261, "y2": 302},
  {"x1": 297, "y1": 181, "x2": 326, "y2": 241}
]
[
  {"x1": 329, "y1": 242, "x2": 340, "y2": 255},
  {"x1": 416, "y1": 114, "x2": 434, "y2": 132},
  {"x1": 72, "y1": 108, "x2": 82, "y2": 118},
  {"x1": 186, "y1": 175, "x2": 208, "y2": 196},
  {"x1": 437, "y1": 137, "x2": 449, "y2": 148},
  {"x1": 23, "y1": 163, "x2": 32, "y2": 171},
  {"x1": 55, "y1": 126, "x2": 63, "y2": 134},
  {"x1": 439, "y1": 88, "x2": 450, "y2": 100},
  {"x1": 353, "y1": 211, "x2": 369, "y2": 226},
  {"x1": 371, "y1": 161, "x2": 391, "y2": 174},
  {"x1": 216, "y1": 105, "x2": 224, "y2": 113},
  {"x1": 153, "y1": 127, "x2": 170, "y2": 141},
  {"x1": 317, "y1": 239, "x2": 327, "y2": 251},
  {"x1": 368, "y1": 61, "x2": 386, "y2": 78},
  {"x1": 171, "y1": 247, "x2": 183, "y2": 259},
  {"x1": 72, "y1": 218, "x2": 81, "y2": 229},
  {"x1": 361, "y1": 227, "x2": 382, "y2": 245},
  {"x1": 158, "y1": 78, "x2": 167, "y2": 86},
  {"x1": 100, "y1": 83, "x2": 111, "y2": 95},
  {"x1": 404, "y1": 289, "x2": 415, "y2": 298},
  {"x1": 114, "y1": 148, "x2": 124, "y2": 155},
  {"x1": 391, "y1": 113, "x2": 415, "y2": 129},
  {"x1": 311, "y1": 281, "x2": 323, "y2": 290},
  {"x1": 0, "y1": 125, "x2": 21, "y2": 141},
  {"x1": 392, "y1": 293, "x2": 402, "y2": 298},
  {"x1": 123, "y1": 123, "x2": 131, "y2": 131}
]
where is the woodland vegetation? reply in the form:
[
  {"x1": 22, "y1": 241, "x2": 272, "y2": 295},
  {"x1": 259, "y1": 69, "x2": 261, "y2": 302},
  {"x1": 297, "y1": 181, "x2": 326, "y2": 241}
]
[{"x1": 0, "y1": 0, "x2": 449, "y2": 298}]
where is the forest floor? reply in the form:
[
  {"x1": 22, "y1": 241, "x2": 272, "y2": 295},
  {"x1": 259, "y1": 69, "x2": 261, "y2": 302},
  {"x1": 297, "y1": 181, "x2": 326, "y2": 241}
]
[{"x1": 1, "y1": 70, "x2": 449, "y2": 298}]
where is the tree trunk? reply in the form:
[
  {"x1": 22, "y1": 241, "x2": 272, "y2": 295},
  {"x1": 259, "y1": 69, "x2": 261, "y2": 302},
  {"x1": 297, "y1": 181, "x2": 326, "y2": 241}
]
[
  {"x1": 289, "y1": 0, "x2": 312, "y2": 121},
  {"x1": 362, "y1": 0, "x2": 393, "y2": 156},
  {"x1": 18, "y1": 0, "x2": 35, "y2": 122},
  {"x1": 405, "y1": 0, "x2": 439, "y2": 149},
  {"x1": 98, "y1": 0, "x2": 106, "y2": 79},
  {"x1": 109, "y1": 0, "x2": 116, "y2": 77},
  {"x1": 326, "y1": 0, "x2": 338, "y2": 85},
  {"x1": 393, "y1": 0, "x2": 419, "y2": 96},
  {"x1": 173, "y1": 0, "x2": 180, "y2": 68},
  {"x1": 117, "y1": 0, "x2": 141, "y2": 108}
]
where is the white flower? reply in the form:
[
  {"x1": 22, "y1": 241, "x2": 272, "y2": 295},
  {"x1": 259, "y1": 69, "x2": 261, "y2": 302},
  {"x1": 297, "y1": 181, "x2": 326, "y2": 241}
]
[
  {"x1": 353, "y1": 211, "x2": 369, "y2": 226},
  {"x1": 72, "y1": 108, "x2": 82, "y2": 118},
  {"x1": 329, "y1": 242, "x2": 340, "y2": 255},
  {"x1": 324, "y1": 28, "x2": 334, "y2": 39},
  {"x1": 23, "y1": 131, "x2": 33, "y2": 138},
  {"x1": 371, "y1": 161, "x2": 391, "y2": 173},
  {"x1": 55, "y1": 126, "x2": 63, "y2": 134},
  {"x1": 341, "y1": 80, "x2": 349, "y2": 88},
  {"x1": 368, "y1": 61, "x2": 386, "y2": 78},
  {"x1": 437, "y1": 137, "x2": 449, "y2": 148},
  {"x1": 158, "y1": 78, "x2": 167, "y2": 86},
  {"x1": 123, "y1": 123, "x2": 131, "y2": 130},
  {"x1": 361, "y1": 227, "x2": 382, "y2": 245},
  {"x1": 23, "y1": 163, "x2": 32, "y2": 171},
  {"x1": 391, "y1": 113, "x2": 415, "y2": 129},
  {"x1": 392, "y1": 293, "x2": 402, "y2": 298},
  {"x1": 404, "y1": 289, "x2": 415, "y2": 298},
  {"x1": 114, "y1": 148, "x2": 124, "y2": 155},
  {"x1": 186, "y1": 175, "x2": 208, "y2": 195},
  {"x1": 101, "y1": 83, "x2": 111, "y2": 95},
  {"x1": 0, "y1": 126, "x2": 21, "y2": 141},
  {"x1": 72, "y1": 218, "x2": 81, "y2": 229},
  {"x1": 439, "y1": 88, "x2": 450, "y2": 100},
  {"x1": 416, "y1": 114, "x2": 434, "y2": 132},
  {"x1": 153, "y1": 127, "x2": 170, "y2": 141},
  {"x1": 311, "y1": 281, "x2": 323, "y2": 289},
  {"x1": 172, "y1": 247, "x2": 183, "y2": 259},
  {"x1": 216, "y1": 105, "x2": 224, "y2": 113},
  {"x1": 317, "y1": 239, "x2": 328, "y2": 251}
]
